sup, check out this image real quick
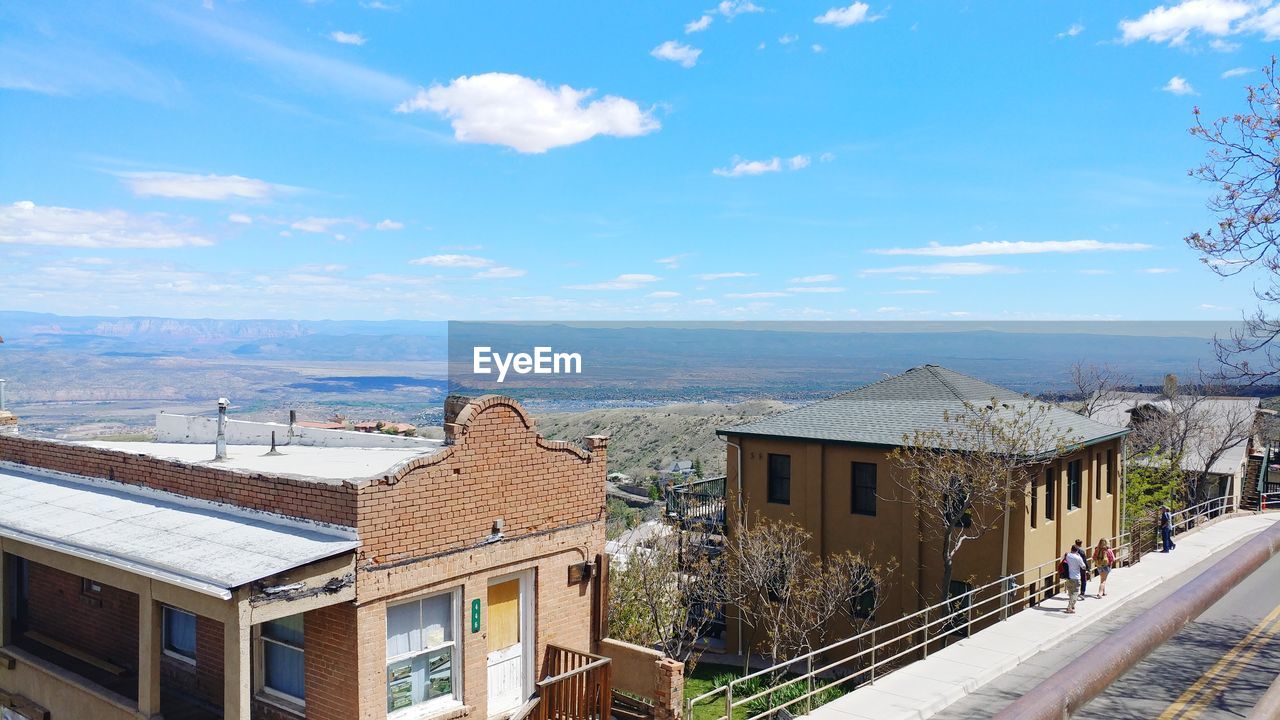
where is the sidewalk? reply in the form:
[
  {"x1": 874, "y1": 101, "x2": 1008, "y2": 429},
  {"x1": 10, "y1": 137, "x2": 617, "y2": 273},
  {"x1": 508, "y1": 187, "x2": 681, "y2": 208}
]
[{"x1": 807, "y1": 512, "x2": 1280, "y2": 720}]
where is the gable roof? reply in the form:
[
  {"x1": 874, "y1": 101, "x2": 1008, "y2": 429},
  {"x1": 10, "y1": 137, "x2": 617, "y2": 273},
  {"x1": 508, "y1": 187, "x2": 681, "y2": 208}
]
[
  {"x1": 1088, "y1": 391, "x2": 1258, "y2": 476},
  {"x1": 719, "y1": 364, "x2": 1128, "y2": 451}
]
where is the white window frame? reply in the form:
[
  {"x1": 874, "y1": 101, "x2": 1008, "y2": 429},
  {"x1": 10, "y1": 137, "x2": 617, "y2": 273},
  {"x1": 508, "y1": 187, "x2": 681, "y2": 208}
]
[
  {"x1": 386, "y1": 587, "x2": 463, "y2": 719},
  {"x1": 161, "y1": 606, "x2": 197, "y2": 666},
  {"x1": 253, "y1": 615, "x2": 306, "y2": 711}
]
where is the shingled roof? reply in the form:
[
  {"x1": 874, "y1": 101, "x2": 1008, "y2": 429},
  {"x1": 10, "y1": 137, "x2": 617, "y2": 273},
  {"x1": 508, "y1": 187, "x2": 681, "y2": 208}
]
[{"x1": 719, "y1": 365, "x2": 1128, "y2": 450}]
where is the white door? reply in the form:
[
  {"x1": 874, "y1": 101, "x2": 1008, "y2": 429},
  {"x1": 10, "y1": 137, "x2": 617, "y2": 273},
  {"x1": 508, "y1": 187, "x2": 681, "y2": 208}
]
[{"x1": 487, "y1": 576, "x2": 527, "y2": 716}]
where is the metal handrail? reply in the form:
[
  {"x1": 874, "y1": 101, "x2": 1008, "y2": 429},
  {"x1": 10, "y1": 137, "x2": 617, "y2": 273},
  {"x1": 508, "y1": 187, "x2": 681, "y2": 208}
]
[
  {"x1": 688, "y1": 498, "x2": 1241, "y2": 720},
  {"x1": 994, "y1": 519, "x2": 1280, "y2": 719}
]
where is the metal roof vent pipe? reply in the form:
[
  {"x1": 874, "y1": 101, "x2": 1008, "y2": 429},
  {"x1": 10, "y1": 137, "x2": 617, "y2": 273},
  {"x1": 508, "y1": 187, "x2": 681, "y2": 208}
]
[{"x1": 214, "y1": 397, "x2": 230, "y2": 461}]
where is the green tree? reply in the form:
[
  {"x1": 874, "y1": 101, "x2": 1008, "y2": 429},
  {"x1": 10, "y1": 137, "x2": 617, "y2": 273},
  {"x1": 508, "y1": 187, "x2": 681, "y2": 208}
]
[{"x1": 1123, "y1": 445, "x2": 1186, "y2": 533}]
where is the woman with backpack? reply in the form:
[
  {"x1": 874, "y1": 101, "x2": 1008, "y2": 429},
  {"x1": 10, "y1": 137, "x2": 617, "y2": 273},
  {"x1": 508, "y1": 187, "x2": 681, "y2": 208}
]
[{"x1": 1093, "y1": 538, "x2": 1116, "y2": 598}]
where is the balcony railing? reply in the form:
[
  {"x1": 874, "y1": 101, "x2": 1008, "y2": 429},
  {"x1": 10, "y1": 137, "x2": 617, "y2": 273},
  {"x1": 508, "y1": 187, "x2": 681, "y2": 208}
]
[
  {"x1": 666, "y1": 475, "x2": 727, "y2": 532},
  {"x1": 528, "y1": 645, "x2": 612, "y2": 720}
]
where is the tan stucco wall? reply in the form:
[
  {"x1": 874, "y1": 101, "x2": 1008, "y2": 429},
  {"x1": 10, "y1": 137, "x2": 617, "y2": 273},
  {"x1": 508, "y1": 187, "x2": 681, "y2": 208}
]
[
  {"x1": 724, "y1": 433, "x2": 1125, "y2": 650},
  {"x1": 2, "y1": 648, "x2": 144, "y2": 720}
]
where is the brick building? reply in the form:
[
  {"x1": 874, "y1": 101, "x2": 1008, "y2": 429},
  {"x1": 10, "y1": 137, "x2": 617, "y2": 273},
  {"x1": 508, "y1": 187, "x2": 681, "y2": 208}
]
[{"x1": 0, "y1": 395, "x2": 609, "y2": 720}]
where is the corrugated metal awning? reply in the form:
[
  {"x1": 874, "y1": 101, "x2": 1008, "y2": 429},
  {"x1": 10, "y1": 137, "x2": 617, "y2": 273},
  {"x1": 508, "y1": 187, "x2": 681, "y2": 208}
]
[{"x1": 0, "y1": 461, "x2": 359, "y2": 599}]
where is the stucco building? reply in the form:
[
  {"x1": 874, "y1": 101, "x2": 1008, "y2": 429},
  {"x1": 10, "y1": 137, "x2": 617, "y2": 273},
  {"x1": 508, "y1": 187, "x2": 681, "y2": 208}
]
[
  {"x1": 0, "y1": 395, "x2": 608, "y2": 720},
  {"x1": 717, "y1": 365, "x2": 1129, "y2": 647}
]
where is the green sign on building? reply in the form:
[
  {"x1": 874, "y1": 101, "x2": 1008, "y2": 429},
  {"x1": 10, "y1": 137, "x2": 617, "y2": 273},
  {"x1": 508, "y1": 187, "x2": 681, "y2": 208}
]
[{"x1": 471, "y1": 598, "x2": 481, "y2": 633}]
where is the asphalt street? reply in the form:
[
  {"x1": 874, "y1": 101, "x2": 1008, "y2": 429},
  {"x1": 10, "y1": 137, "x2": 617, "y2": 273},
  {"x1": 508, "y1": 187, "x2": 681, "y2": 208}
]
[{"x1": 934, "y1": 536, "x2": 1280, "y2": 719}]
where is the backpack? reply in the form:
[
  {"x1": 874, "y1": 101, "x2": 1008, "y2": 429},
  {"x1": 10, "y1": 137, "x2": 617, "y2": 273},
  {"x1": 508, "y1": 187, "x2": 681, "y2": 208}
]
[{"x1": 1059, "y1": 555, "x2": 1070, "y2": 579}]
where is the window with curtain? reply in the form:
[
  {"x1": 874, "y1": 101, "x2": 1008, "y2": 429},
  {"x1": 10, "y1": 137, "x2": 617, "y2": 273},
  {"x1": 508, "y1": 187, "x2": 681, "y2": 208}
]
[
  {"x1": 162, "y1": 606, "x2": 196, "y2": 661},
  {"x1": 260, "y1": 614, "x2": 305, "y2": 703},
  {"x1": 387, "y1": 591, "x2": 458, "y2": 714}
]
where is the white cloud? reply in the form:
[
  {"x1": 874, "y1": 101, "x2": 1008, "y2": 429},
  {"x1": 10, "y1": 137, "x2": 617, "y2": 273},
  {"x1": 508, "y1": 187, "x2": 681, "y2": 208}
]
[
  {"x1": 698, "y1": 271, "x2": 757, "y2": 280},
  {"x1": 791, "y1": 273, "x2": 837, "y2": 283},
  {"x1": 396, "y1": 73, "x2": 659, "y2": 153},
  {"x1": 1058, "y1": 23, "x2": 1085, "y2": 38},
  {"x1": 819, "y1": 152, "x2": 836, "y2": 162},
  {"x1": 814, "y1": 2, "x2": 884, "y2": 28},
  {"x1": 376, "y1": 219, "x2": 404, "y2": 231},
  {"x1": 1210, "y1": 37, "x2": 1241, "y2": 50},
  {"x1": 871, "y1": 239, "x2": 1154, "y2": 256},
  {"x1": 876, "y1": 306, "x2": 902, "y2": 313},
  {"x1": 117, "y1": 172, "x2": 296, "y2": 201},
  {"x1": 656, "y1": 254, "x2": 690, "y2": 268},
  {"x1": 862, "y1": 262, "x2": 1020, "y2": 276},
  {"x1": 290, "y1": 217, "x2": 364, "y2": 234},
  {"x1": 1164, "y1": 76, "x2": 1196, "y2": 95},
  {"x1": 787, "y1": 286, "x2": 845, "y2": 293},
  {"x1": 410, "y1": 254, "x2": 493, "y2": 268},
  {"x1": 788, "y1": 155, "x2": 811, "y2": 170},
  {"x1": 1142, "y1": 267, "x2": 1178, "y2": 273},
  {"x1": 330, "y1": 31, "x2": 367, "y2": 46},
  {"x1": 779, "y1": 33, "x2": 799, "y2": 44},
  {"x1": 1222, "y1": 66, "x2": 1253, "y2": 77},
  {"x1": 727, "y1": 291, "x2": 788, "y2": 298},
  {"x1": 652, "y1": 41, "x2": 702, "y2": 68},
  {"x1": 228, "y1": 213, "x2": 253, "y2": 224},
  {"x1": 1119, "y1": 0, "x2": 1253, "y2": 45},
  {"x1": 717, "y1": 1, "x2": 764, "y2": 19},
  {"x1": 474, "y1": 266, "x2": 526, "y2": 279},
  {"x1": 360, "y1": 1, "x2": 397, "y2": 9},
  {"x1": 648, "y1": 290, "x2": 681, "y2": 298},
  {"x1": 0, "y1": 200, "x2": 213, "y2": 248},
  {"x1": 686, "y1": 15, "x2": 714, "y2": 33},
  {"x1": 1198, "y1": 303, "x2": 1231, "y2": 309},
  {"x1": 713, "y1": 157, "x2": 782, "y2": 177},
  {"x1": 565, "y1": 273, "x2": 660, "y2": 290},
  {"x1": 811, "y1": 43, "x2": 826, "y2": 53}
]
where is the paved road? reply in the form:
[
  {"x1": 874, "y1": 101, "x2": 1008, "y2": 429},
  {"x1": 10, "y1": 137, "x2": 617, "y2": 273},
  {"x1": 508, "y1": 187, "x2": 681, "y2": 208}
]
[{"x1": 935, "y1": 537, "x2": 1280, "y2": 720}]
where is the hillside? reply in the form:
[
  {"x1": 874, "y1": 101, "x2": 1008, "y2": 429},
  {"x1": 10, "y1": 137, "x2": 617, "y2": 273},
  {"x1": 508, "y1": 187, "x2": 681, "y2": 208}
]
[{"x1": 537, "y1": 400, "x2": 792, "y2": 480}]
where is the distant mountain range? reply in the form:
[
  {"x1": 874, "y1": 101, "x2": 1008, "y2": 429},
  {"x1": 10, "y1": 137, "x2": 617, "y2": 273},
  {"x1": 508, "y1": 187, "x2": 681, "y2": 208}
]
[{"x1": 0, "y1": 311, "x2": 449, "y2": 361}]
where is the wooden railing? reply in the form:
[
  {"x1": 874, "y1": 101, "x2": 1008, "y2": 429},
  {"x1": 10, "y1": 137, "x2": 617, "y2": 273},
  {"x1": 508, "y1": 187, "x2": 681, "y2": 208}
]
[{"x1": 532, "y1": 645, "x2": 612, "y2": 720}]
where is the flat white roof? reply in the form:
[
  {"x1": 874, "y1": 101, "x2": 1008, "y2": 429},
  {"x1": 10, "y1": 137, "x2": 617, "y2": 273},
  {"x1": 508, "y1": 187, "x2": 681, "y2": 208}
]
[
  {"x1": 78, "y1": 441, "x2": 435, "y2": 482},
  {"x1": 0, "y1": 461, "x2": 360, "y2": 599}
]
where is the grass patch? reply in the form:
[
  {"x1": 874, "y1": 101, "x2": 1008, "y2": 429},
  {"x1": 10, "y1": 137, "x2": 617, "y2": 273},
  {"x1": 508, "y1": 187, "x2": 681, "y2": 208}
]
[{"x1": 684, "y1": 661, "x2": 851, "y2": 720}]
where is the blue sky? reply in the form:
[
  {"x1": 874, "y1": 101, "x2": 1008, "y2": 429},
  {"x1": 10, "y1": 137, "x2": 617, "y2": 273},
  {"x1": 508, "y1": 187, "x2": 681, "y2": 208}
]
[{"x1": 0, "y1": 0, "x2": 1275, "y2": 321}]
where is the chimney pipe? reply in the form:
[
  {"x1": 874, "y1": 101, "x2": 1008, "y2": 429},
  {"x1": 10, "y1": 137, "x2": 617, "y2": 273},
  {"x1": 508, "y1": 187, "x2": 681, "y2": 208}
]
[{"x1": 215, "y1": 398, "x2": 230, "y2": 461}]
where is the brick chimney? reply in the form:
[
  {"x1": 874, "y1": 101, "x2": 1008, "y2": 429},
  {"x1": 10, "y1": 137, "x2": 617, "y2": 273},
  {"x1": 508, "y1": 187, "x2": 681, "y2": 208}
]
[{"x1": 442, "y1": 394, "x2": 472, "y2": 445}]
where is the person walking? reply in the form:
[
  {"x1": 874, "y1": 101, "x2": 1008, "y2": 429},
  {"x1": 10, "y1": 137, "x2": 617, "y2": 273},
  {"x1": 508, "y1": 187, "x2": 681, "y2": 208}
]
[
  {"x1": 1074, "y1": 539, "x2": 1090, "y2": 600},
  {"x1": 1160, "y1": 505, "x2": 1176, "y2": 552},
  {"x1": 1062, "y1": 543, "x2": 1086, "y2": 614},
  {"x1": 1093, "y1": 538, "x2": 1115, "y2": 598}
]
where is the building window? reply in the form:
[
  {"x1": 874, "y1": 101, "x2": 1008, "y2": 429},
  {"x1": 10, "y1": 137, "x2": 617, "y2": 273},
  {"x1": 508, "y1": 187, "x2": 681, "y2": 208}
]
[
  {"x1": 1106, "y1": 449, "x2": 1115, "y2": 495},
  {"x1": 1095, "y1": 454, "x2": 1102, "y2": 501},
  {"x1": 81, "y1": 578, "x2": 102, "y2": 595},
  {"x1": 851, "y1": 579, "x2": 877, "y2": 620},
  {"x1": 258, "y1": 614, "x2": 305, "y2": 705},
  {"x1": 1044, "y1": 467, "x2": 1055, "y2": 521},
  {"x1": 1068, "y1": 460, "x2": 1083, "y2": 510},
  {"x1": 1030, "y1": 472, "x2": 1038, "y2": 528},
  {"x1": 387, "y1": 590, "x2": 460, "y2": 714},
  {"x1": 767, "y1": 454, "x2": 791, "y2": 505},
  {"x1": 851, "y1": 462, "x2": 877, "y2": 516},
  {"x1": 162, "y1": 607, "x2": 197, "y2": 663}
]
